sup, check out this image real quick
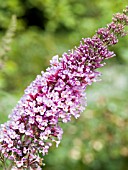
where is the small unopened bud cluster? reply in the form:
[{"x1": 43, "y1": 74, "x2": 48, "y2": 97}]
[{"x1": 0, "y1": 7, "x2": 128, "y2": 170}]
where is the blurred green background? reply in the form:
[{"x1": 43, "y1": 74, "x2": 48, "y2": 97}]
[{"x1": 0, "y1": 0, "x2": 128, "y2": 170}]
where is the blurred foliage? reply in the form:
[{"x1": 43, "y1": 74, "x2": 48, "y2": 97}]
[
  {"x1": 0, "y1": 0, "x2": 128, "y2": 170},
  {"x1": 0, "y1": 15, "x2": 16, "y2": 69}
]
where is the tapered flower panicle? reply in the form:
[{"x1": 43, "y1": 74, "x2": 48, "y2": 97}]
[{"x1": 0, "y1": 7, "x2": 128, "y2": 170}]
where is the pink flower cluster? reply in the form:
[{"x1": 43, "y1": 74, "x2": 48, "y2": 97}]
[{"x1": 0, "y1": 7, "x2": 128, "y2": 170}]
